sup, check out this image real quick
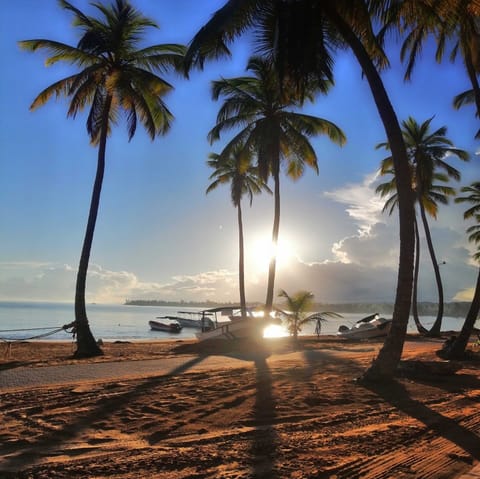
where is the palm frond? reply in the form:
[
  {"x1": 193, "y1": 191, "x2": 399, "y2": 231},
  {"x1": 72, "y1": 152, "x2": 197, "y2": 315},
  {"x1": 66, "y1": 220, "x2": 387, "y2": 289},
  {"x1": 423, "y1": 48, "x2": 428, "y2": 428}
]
[{"x1": 18, "y1": 39, "x2": 98, "y2": 67}]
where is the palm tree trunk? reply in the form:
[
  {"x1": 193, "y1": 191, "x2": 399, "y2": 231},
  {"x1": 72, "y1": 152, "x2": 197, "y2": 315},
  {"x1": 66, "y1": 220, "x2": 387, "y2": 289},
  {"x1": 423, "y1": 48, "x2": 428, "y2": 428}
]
[
  {"x1": 265, "y1": 165, "x2": 281, "y2": 314},
  {"x1": 327, "y1": 8, "x2": 415, "y2": 380},
  {"x1": 412, "y1": 216, "x2": 428, "y2": 334},
  {"x1": 418, "y1": 203, "x2": 444, "y2": 336},
  {"x1": 73, "y1": 97, "x2": 113, "y2": 358},
  {"x1": 446, "y1": 267, "x2": 480, "y2": 358},
  {"x1": 237, "y1": 202, "x2": 247, "y2": 318}
]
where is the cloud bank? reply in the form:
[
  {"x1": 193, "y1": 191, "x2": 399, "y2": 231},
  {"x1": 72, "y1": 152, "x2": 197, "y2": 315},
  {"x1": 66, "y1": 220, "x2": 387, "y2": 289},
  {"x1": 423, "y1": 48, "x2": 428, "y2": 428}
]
[{"x1": 1, "y1": 171, "x2": 476, "y2": 305}]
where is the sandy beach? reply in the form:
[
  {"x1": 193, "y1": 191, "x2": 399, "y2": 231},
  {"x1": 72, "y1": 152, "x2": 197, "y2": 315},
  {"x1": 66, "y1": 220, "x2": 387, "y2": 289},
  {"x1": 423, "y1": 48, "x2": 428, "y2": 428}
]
[{"x1": 1, "y1": 335, "x2": 479, "y2": 478}]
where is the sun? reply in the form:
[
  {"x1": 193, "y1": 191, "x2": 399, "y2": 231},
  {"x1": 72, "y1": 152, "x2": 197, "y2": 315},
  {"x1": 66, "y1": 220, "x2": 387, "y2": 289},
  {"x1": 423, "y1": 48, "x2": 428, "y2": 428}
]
[{"x1": 248, "y1": 236, "x2": 296, "y2": 272}]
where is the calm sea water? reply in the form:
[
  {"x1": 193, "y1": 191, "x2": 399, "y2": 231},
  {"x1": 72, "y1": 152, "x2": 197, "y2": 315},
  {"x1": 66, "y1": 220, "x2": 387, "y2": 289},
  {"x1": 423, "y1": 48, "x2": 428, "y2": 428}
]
[{"x1": 0, "y1": 301, "x2": 469, "y2": 342}]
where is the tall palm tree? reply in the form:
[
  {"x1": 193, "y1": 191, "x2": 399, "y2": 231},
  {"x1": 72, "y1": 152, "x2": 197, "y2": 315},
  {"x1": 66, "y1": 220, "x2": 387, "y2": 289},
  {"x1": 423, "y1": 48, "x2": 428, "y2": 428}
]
[
  {"x1": 377, "y1": 167, "x2": 456, "y2": 334},
  {"x1": 208, "y1": 56, "x2": 345, "y2": 314},
  {"x1": 444, "y1": 182, "x2": 480, "y2": 358},
  {"x1": 377, "y1": 117, "x2": 469, "y2": 335},
  {"x1": 375, "y1": 167, "x2": 428, "y2": 334},
  {"x1": 184, "y1": 0, "x2": 417, "y2": 381},
  {"x1": 206, "y1": 150, "x2": 271, "y2": 317},
  {"x1": 19, "y1": 0, "x2": 185, "y2": 357}
]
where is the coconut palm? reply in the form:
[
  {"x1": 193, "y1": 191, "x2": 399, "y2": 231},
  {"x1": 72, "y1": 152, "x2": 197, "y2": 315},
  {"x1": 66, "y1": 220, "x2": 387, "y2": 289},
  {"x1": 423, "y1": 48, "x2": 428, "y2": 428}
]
[
  {"x1": 184, "y1": 0, "x2": 417, "y2": 381},
  {"x1": 453, "y1": 88, "x2": 480, "y2": 139},
  {"x1": 19, "y1": 0, "x2": 185, "y2": 357},
  {"x1": 208, "y1": 56, "x2": 345, "y2": 314},
  {"x1": 206, "y1": 150, "x2": 271, "y2": 317},
  {"x1": 443, "y1": 182, "x2": 480, "y2": 358},
  {"x1": 388, "y1": 0, "x2": 480, "y2": 139},
  {"x1": 376, "y1": 167, "x2": 427, "y2": 334},
  {"x1": 377, "y1": 167, "x2": 454, "y2": 334},
  {"x1": 377, "y1": 116, "x2": 469, "y2": 335}
]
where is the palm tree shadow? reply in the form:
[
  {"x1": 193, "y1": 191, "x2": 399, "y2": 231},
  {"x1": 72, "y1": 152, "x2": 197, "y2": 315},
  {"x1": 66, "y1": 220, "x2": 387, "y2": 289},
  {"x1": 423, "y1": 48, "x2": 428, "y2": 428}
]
[
  {"x1": 249, "y1": 352, "x2": 278, "y2": 479},
  {"x1": 361, "y1": 379, "x2": 480, "y2": 460},
  {"x1": 1, "y1": 355, "x2": 207, "y2": 472}
]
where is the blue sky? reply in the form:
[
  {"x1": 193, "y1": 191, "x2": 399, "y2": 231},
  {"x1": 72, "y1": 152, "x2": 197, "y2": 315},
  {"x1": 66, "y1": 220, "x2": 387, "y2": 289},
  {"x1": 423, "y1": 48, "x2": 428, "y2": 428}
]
[{"x1": 0, "y1": 0, "x2": 478, "y2": 305}]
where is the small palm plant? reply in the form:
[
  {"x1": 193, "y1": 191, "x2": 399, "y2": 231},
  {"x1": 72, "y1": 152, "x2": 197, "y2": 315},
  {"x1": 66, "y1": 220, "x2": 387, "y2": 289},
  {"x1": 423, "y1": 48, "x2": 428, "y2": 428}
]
[
  {"x1": 278, "y1": 289, "x2": 314, "y2": 342},
  {"x1": 278, "y1": 290, "x2": 343, "y2": 343}
]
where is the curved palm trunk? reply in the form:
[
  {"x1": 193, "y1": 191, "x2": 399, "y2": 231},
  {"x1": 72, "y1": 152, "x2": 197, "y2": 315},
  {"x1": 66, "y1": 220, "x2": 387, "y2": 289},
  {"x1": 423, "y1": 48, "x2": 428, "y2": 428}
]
[
  {"x1": 327, "y1": 9, "x2": 415, "y2": 380},
  {"x1": 73, "y1": 98, "x2": 113, "y2": 358},
  {"x1": 418, "y1": 202, "x2": 444, "y2": 336},
  {"x1": 265, "y1": 166, "x2": 281, "y2": 314},
  {"x1": 412, "y1": 216, "x2": 428, "y2": 334},
  {"x1": 237, "y1": 201, "x2": 247, "y2": 318},
  {"x1": 446, "y1": 267, "x2": 480, "y2": 358}
]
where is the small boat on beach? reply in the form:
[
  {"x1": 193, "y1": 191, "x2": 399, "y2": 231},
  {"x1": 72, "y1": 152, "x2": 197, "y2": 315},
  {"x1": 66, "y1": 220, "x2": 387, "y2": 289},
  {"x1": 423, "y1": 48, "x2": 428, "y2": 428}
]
[
  {"x1": 195, "y1": 306, "x2": 263, "y2": 341},
  {"x1": 149, "y1": 319, "x2": 183, "y2": 334},
  {"x1": 337, "y1": 313, "x2": 392, "y2": 340},
  {"x1": 156, "y1": 312, "x2": 215, "y2": 330}
]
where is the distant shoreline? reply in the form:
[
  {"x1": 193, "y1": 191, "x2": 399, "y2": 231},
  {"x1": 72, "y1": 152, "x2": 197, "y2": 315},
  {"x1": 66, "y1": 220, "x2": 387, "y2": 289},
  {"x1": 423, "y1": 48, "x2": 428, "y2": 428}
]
[{"x1": 124, "y1": 299, "x2": 471, "y2": 317}]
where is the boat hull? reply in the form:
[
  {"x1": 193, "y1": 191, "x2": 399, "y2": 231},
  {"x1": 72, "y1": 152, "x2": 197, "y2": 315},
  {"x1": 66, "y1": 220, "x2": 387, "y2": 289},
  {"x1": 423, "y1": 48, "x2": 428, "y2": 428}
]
[
  {"x1": 156, "y1": 314, "x2": 215, "y2": 329},
  {"x1": 337, "y1": 315, "x2": 392, "y2": 340},
  {"x1": 149, "y1": 320, "x2": 182, "y2": 333},
  {"x1": 195, "y1": 317, "x2": 264, "y2": 341}
]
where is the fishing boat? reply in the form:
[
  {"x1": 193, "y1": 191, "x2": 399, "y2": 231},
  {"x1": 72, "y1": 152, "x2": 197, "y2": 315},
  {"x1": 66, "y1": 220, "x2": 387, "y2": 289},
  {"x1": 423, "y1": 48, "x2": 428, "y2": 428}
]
[
  {"x1": 149, "y1": 319, "x2": 183, "y2": 333},
  {"x1": 337, "y1": 313, "x2": 392, "y2": 340},
  {"x1": 156, "y1": 312, "x2": 215, "y2": 330},
  {"x1": 194, "y1": 306, "x2": 267, "y2": 341}
]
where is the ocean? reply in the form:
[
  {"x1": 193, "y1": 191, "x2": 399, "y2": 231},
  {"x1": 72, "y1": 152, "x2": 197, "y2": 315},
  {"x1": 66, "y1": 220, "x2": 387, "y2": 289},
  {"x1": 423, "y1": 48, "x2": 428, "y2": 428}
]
[{"x1": 0, "y1": 301, "x2": 469, "y2": 342}]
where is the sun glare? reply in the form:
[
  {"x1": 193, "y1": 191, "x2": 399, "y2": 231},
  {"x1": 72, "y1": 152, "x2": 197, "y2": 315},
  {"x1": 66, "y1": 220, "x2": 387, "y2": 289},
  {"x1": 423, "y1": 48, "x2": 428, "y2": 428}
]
[
  {"x1": 248, "y1": 237, "x2": 296, "y2": 272},
  {"x1": 263, "y1": 323, "x2": 289, "y2": 338}
]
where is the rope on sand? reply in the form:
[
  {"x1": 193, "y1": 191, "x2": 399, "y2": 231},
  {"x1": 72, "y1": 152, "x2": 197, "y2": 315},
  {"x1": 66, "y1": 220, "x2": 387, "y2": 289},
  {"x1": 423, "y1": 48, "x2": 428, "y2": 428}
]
[{"x1": 1, "y1": 322, "x2": 76, "y2": 358}]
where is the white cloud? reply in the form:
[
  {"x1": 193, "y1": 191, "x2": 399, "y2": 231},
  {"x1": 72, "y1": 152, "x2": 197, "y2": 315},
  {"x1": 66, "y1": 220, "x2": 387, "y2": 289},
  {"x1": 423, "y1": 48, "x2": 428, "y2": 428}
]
[
  {"x1": 324, "y1": 172, "x2": 395, "y2": 265},
  {"x1": 453, "y1": 287, "x2": 475, "y2": 302},
  {"x1": 0, "y1": 168, "x2": 476, "y2": 307},
  {"x1": 325, "y1": 171, "x2": 385, "y2": 238}
]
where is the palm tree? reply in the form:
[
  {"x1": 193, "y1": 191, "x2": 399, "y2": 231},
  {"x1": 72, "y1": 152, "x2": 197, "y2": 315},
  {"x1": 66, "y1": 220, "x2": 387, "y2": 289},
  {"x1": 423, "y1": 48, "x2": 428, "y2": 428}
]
[
  {"x1": 278, "y1": 289, "x2": 315, "y2": 343},
  {"x1": 390, "y1": 0, "x2": 480, "y2": 140},
  {"x1": 206, "y1": 150, "x2": 271, "y2": 317},
  {"x1": 19, "y1": 0, "x2": 185, "y2": 357},
  {"x1": 453, "y1": 88, "x2": 480, "y2": 139},
  {"x1": 444, "y1": 182, "x2": 480, "y2": 358},
  {"x1": 375, "y1": 167, "x2": 428, "y2": 334},
  {"x1": 377, "y1": 117, "x2": 469, "y2": 335},
  {"x1": 184, "y1": 0, "x2": 418, "y2": 381},
  {"x1": 208, "y1": 56, "x2": 345, "y2": 314}
]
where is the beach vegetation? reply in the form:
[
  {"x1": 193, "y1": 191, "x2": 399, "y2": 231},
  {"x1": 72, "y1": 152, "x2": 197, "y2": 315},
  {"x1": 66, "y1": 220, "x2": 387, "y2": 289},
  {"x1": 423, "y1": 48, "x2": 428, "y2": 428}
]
[
  {"x1": 376, "y1": 116, "x2": 469, "y2": 336},
  {"x1": 207, "y1": 55, "x2": 345, "y2": 315},
  {"x1": 206, "y1": 149, "x2": 272, "y2": 318},
  {"x1": 389, "y1": 0, "x2": 480, "y2": 141},
  {"x1": 453, "y1": 88, "x2": 480, "y2": 139},
  {"x1": 278, "y1": 289, "x2": 315, "y2": 343},
  {"x1": 19, "y1": 0, "x2": 186, "y2": 357},
  {"x1": 184, "y1": 0, "x2": 418, "y2": 381},
  {"x1": 443, "y1": 182, "x2": 480, "y2": 358}
]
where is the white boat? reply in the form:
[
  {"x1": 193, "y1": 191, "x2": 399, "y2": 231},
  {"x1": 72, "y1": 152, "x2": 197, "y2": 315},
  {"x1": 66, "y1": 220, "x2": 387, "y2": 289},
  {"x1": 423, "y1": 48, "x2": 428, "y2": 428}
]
[
  {"x1": 156, "y1": 312, "x2": 215, "y2": 330},
  {"x1": 337, "y1": 313, "x2": 392, "y2": 340},
  {"x1": 149, "y1": 319, "x2": 183, "y2": 333},
  {"x1": 194, "y1": 306, "x2": 263, "y2": 341}
]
